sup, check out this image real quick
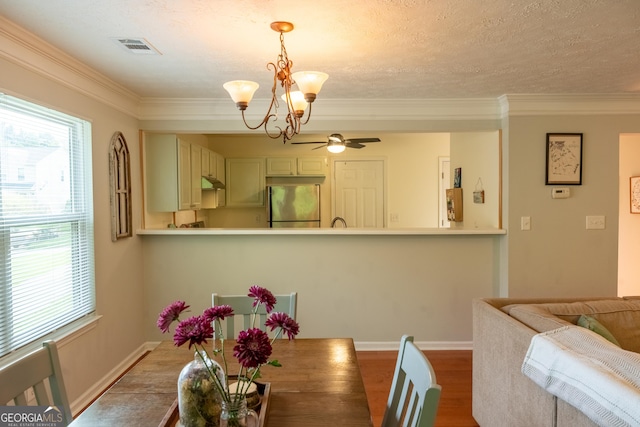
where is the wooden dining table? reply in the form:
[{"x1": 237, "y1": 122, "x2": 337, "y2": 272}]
[{"x1": 68, "y1": 338, "x2": 373, "y2": 427}]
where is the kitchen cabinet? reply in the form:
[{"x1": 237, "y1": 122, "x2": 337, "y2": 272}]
[
  {"x1": 297, "y1": 157, "x2": 326, "y2": 176},
  {"x1": 216, "y1": 154, "x2": 226, "y2": 207},
  {"x1": 265, "y1": 157, "x2": 326, "y2": 176},
  {"x1": 201, "y1": 147, "x2": 225, "y2": 209},
  {"x1": 145, "y1": 134, "x2": 202, "y2": 212},
  {"x1": 225, "y1": 158, "x2": 265, "y2": 207},
  {"x1": 266, "y1": 157, "x2": 296, "y2": 176},
  {"x1": 201, "y1": 147, "x2": 215, "y2": 178}
]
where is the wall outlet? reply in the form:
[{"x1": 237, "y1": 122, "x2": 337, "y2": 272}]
[
  {"x1": 390, "y1": 213, "x2": 399, "y2": 222},
  {"x1": 586, "y1": 215, "x2": 605, "y2": 230}
]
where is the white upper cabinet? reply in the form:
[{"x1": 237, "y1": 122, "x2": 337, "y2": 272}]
[
  {"x1": 201, "y1": 147, "x2": 225, "y2": 209},
  {"x1": 297, "y1": 157, "x2": 326, "y2": 176},
  {"x1": 189, "y1": 144, "x2": 202, "y2": 209},
  {"x1": 265, "y1": 157, "x2": 326, "y2": 176},
  {"x1": 145, "y1": 134, "x2": 202, "y2": 212},
  {"x1": 225, "y1": 158, "x2": 265, "y2": 207},
  {"x1": 266, "y1": 157, "x2": 296, "y2": 176},
  {"x1": 201, "y1": 148, "x2": 221, "y2": 179},
  {"x1": 216, "y1": 154, "x2": 226, "y2": 207}
]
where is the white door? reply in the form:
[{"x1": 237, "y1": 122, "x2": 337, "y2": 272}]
[
  {"x1": 333, "y1": 160, "x2": 384, "y2": 228},
  {"x1": 439, "y1": 157, "x2": 451, "y2": 228}
]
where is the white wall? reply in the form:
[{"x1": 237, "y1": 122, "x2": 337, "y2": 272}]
[
  {"x1": 506, "y1": 114, "x2": 640, "y2": 297},
  {"x1": 618, "y1": 134, "x2": 640, "y2": 296},
  {"x1": 450, "y1": 131, "x2": 501, "y2": 229},
  {"x1": 142, "y1": 233, "x2": 501, "y2": 344}
]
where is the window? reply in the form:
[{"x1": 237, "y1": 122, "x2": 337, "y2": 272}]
[{"x1": 0, "y1": 93, "x2": 95, "y2": 358}]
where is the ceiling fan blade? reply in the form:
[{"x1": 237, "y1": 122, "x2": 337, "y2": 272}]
[
  {"x1": 346, "y1": 142, "x2": 365, "y2": 149},
  {"x1": 291, "y1": 141, "x2": 326, "y2": 145},
  {"x1": 345, "y1": 137, "x2": 381, "y2": 143},
  {"x1": 312, "y1": 144, "x2": 328, "y2": 150}
]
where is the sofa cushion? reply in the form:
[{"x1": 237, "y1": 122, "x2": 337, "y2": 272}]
[
  {"x1": 577, "y1": 314, "x2": 620, "y2": 347},
  {"x1": 505, "y1": 299, "x2": 640, "y2": 352},
  {"x1": 504, "y1": 304, "x2": 573, "y2": 332}
]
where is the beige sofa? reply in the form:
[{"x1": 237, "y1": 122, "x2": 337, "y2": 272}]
[{"x1": 472, "y1": 297, "x2": 640, "y2": 427}]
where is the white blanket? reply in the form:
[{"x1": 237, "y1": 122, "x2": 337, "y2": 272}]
[{"x1": 522, "y1": 325, "x2": 640, "y2": 427}]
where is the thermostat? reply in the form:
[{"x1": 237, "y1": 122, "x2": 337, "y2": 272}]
[{"x1": 551, "y1": 187, "x2": 570, "y2": 199}]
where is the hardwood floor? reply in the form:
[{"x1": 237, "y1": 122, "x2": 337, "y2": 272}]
[{"x1": 357, "y1": 350, "x2": 479, "y2": 427}]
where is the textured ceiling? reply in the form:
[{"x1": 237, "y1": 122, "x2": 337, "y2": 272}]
[{"x1": 1, "y1": 0, "x2": 639, "y2": 101}]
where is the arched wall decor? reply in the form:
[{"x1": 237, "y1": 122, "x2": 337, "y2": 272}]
[{"x1": 109, "y1": 131, "x2": 132, "y2": 241}]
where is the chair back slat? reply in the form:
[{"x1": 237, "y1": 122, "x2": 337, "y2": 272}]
[
  {"x1": 212, "y1": 292, "x2": 297, "y2": 339},
  {"x1": 381, "y1": 335, "x2": 442, "y2": 427},
  {"x1": 0, "y1": 340, "x2": 72, "y2": 425}
]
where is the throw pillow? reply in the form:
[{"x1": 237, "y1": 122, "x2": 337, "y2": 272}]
[{"x1": 577, "y1": 314, "x2": 621, "y2": 347}]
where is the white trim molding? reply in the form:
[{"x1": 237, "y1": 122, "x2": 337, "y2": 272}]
[
  {"x1": 500, "y1": 94, "x2": 640, "y2": 117},
  {"x1": 138, "y1": 97, "x2": 503, "y2": 123},
  {"x1": 0, "y1": 16, "x2": 140, "y2": 118}
]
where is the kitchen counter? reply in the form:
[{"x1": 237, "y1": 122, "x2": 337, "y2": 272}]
[{"x1": 137, "y1": 227, "x2": 506, "y2": 236}]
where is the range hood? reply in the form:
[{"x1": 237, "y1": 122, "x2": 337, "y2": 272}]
[{"x1": 201, "y1": 175, "x2": 225, "y2": 190}]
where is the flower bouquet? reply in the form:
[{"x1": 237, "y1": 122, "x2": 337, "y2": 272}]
[{"x1": 157, "y1": 286, "x2": 300, "y2": 427}]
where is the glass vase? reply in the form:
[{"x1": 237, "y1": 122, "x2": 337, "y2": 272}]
[
  {"x1": 178, "y1": 351, "x2": 226, "y2": 427},
  {"x1": 220, "y1": 396, "x2": 258, "y2": 427}
]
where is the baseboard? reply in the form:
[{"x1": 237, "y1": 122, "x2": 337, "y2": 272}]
[
  {"x1": 70, "y1": 341, "x2": 160, "y2": 416},
  {"x1": 354, "y1": 341, "x2": 473, "y2": 351}
]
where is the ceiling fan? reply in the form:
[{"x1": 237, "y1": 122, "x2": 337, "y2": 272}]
[{"x1": 292, "y1": 133, "x2": 381, "y2": 153}]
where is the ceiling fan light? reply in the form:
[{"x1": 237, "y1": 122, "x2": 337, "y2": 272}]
[
  {"x1": 281, "y1": 91, "x2": 308, "y2": 115},
  {"x1": 327, "y1": 141, "x2": 345, "y2": 153},
  {"x1": 223, "y1": 80, "x2": 259, "y2": 109},
  {"x1": 292, "y1": 71, "x2": 329, "y2": 102}
]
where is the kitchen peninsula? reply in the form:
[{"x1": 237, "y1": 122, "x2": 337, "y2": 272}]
[
  {"x1": 139, "y1": 224, "x2": 506, "y2": 350},
  {"x1": 138, "y1": 227, "x2": 505, "y2": 235}
]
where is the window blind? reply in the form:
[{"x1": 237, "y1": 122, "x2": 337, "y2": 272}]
[{"x1": 0, "y1": 93, "x2": 95, "y2": 357}]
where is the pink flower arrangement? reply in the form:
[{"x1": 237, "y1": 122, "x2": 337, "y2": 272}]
[{"x1": 157, "y1": 285, "x2": 300, "y2": 405}]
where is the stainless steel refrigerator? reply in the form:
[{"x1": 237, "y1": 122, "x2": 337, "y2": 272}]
[{"x1": 267, "y1": 184, "x2": 321, "y2": 228}]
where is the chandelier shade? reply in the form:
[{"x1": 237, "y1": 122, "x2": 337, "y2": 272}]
[
  {"x1": 281, "y1": 91, "x2": 308, "y2": 115},
  {"x1": 223, "y1": 81, "x2": 260, "y2": 109},
  {"x1": 223, "y1": 22, "x2": 328, "y2": 143},
  {"x1": 291, "y1": 71, "x2": 329, "y2": 102}
]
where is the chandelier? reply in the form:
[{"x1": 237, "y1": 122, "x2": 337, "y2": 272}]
[{"x1": 223, "y1": 22, "x2": 328, "y2": 143}]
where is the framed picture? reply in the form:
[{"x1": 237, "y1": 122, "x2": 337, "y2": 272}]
[
  {"x1": 454, "y1": 168, "x2": 462, "y2": 188},
  {"x1": 631, "y1": 176, "x2": 640, "y2": 214},
  {"x1": 546, "y1": 133, "x2": 583, "y2": 185}
]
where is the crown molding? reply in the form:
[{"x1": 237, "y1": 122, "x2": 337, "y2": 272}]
[
  {"x1": 0, "y1": 16, "x2": 140, "y2": 118},
  {"x1": 500, "y1": 94, "x2": 640, "y2": 116},
  {"x1": 138, "y1": 97, "x2": 503, "y2": 122}
]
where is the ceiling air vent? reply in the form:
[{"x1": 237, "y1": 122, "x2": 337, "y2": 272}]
[{"x1": 112, "y1": 38, "x2": 161, "y2": 55}]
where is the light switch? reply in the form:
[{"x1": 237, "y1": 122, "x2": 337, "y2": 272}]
[
  {"x1": 521, "y1": 216, "x2": 531, "y2": 231},
  {"x1": 586, "y1": 215, "x2": 605, "y2": 230}
]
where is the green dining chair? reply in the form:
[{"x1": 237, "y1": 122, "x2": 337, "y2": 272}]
[
  {"x1": 0, "y1": 340, "x2": 73, "y2": 425},
  {"x1": 381, "y1": 335, "x2": 442, "y2": 427},
  {"x1": 212, "y1": 292, "x2": 297, "y2": 339}
]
